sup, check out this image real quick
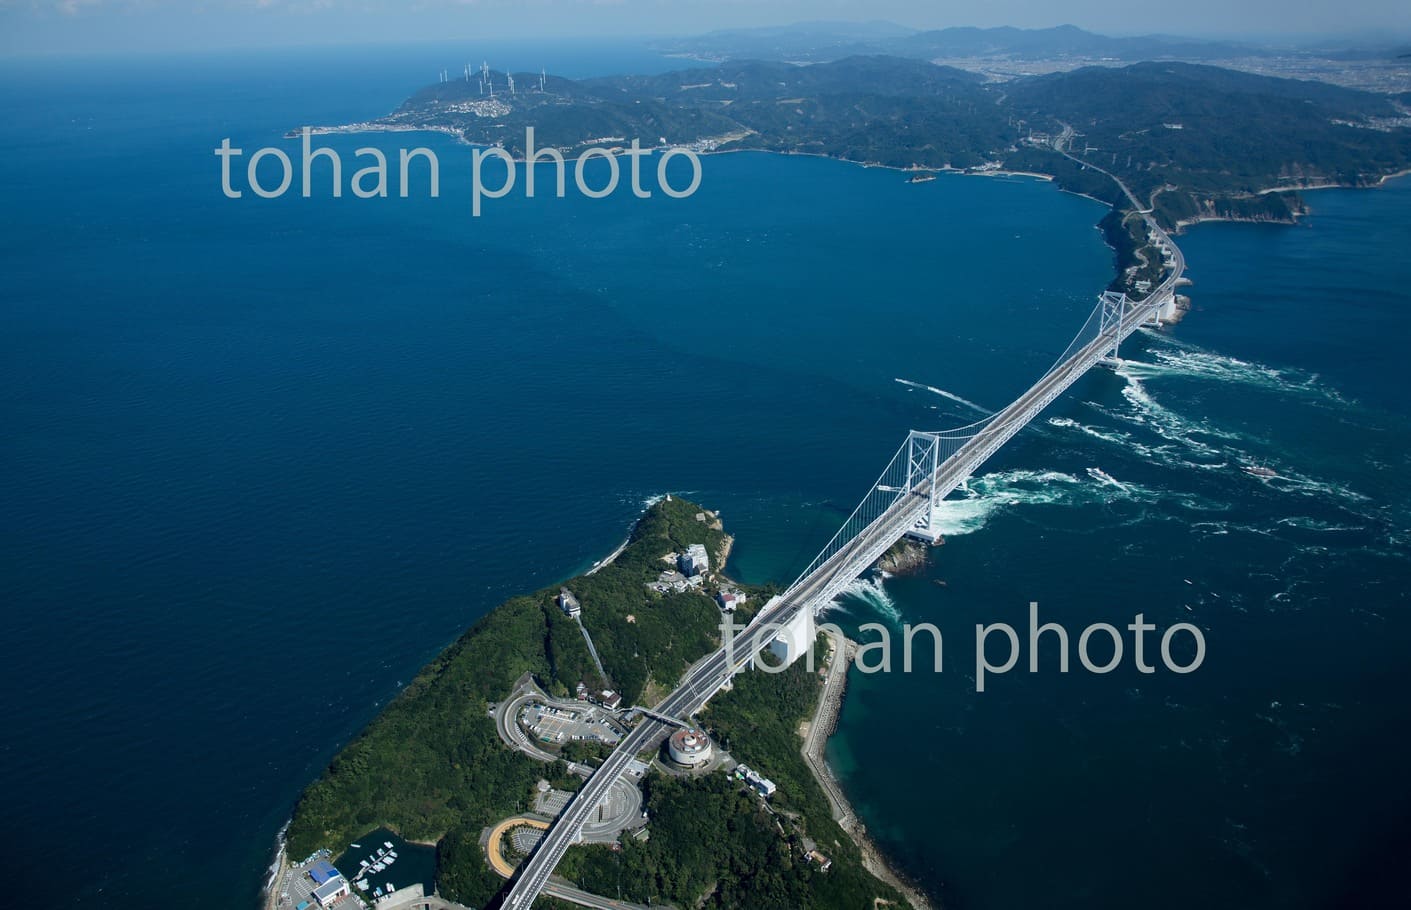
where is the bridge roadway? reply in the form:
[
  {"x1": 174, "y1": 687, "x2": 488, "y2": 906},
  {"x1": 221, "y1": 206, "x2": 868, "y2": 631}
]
[{"x1": 505, "y1": 228, "x2": 1185, "y2": 909}]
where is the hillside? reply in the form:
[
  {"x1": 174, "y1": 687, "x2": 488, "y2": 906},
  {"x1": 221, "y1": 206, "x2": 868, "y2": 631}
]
[
  {"x1": 1005, "y1": 61, "x2": 1411, "y2": 210},
  {"x1": 319, "y1": 54, "x2": 1411, "y2": 232},
  {"x1": 282, "y1": 497, "x2": 900, "y2": 909}
]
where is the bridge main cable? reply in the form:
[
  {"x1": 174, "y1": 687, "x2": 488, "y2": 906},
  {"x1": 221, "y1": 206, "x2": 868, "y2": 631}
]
[{"x1": 503, "y1": 219, "x2": 1185, "y2": 910}]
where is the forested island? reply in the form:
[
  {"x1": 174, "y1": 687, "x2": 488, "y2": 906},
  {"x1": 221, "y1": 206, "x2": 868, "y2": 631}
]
[{"x1": 279, "y1": 497, "x2": 908, "y2": 910}]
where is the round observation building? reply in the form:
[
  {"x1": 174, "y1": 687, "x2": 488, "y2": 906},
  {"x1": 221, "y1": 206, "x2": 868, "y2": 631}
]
[{"x1": 667, "y1": 728, "x2": 713, "y2": 768}]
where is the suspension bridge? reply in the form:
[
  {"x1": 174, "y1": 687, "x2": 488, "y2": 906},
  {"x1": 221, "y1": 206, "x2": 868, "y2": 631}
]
[{"x1": 503, "y1": 217, "x2": 1186, "y2": 908}]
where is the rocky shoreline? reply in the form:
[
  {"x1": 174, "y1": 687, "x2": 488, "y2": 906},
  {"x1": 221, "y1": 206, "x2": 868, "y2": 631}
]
[
  {"x1": 803, "y1": 628, "x2": 936, "y2": 910},
  {"x1": 876, "y1": 538, "x2": 933, "y2": 575}
]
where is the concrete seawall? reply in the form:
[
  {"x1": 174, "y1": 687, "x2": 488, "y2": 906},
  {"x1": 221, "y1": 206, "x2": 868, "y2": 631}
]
[{"x1": 803, "y1": 627, "x2": 935, "y2": 910}]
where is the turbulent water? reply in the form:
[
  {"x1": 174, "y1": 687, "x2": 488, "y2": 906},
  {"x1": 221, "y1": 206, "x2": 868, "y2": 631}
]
[
  {"x1": 822, "y1": 182, "x2": 1411, "y2": 909},
  {"x1": 2, "y1": 43, "x2": 1408, "y2": 910}
]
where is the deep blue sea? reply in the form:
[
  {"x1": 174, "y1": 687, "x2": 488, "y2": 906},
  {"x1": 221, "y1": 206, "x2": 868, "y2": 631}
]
[{"x1": 2, "y1": 43, "x2": 1408, "y2": 910}]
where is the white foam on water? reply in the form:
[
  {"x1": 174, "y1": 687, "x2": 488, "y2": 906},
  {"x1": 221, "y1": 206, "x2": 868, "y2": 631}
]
[
  {"x1": 1275, "y1": 516, "x2": 1367, "y2": 533},
  {"x1": 1086, "y1": 467, "x2": 1130, "y2": 492},
  {"x1": 1134, "y1": 333, "x2": 1350, "y2": 406},
  {"x1": 1109, "y1": 362, "x2": 1246, "y2": 455},
  {"x1": 1256, "y1": 468, "x2": 1372, "y2": 504},
  {"x1": 831, "y1": 574, "x2": 902, "y2": 624},
  {"x1": 1067, "y1": 364, "x2": 1373, "y2": 509},
  {"x1": 1048, "y1": 416, "x2": 1229, "y2": 472},
  {"x1": 926, "y1": 468, "x2": 1220, "y2": 538}
]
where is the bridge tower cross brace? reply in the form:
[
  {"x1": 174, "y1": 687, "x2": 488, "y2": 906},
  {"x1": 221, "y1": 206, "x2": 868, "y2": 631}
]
[
  {"x1": 1099, "y1": 290, "x2": 1135, "y2": 360},
  {"x1": 902, "y1": 430, "x2": 946, "y2": 544}
]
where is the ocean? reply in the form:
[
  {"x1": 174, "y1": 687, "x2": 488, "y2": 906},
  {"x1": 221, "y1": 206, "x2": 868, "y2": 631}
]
[{"x1": 2, "y1": 43, "x2": 1408, "y2": 910}]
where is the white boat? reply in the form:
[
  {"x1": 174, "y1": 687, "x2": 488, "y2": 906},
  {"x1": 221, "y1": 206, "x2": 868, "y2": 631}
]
[
  {"x1": 356, "y1": 880, "x2": 370, "y2": 892},
  {"x1": 384, "y1": 841, "x2": 394, "y2": 849},
  {"x1": 372, "y1": 862, "x2": 385, "y2": 872},
  {"x1": 360, "y1": 860, "x2": 369, "y2": 868},
  {"x1": 374, "y1": 888, "x2": 383, "y2": 898},
  {"x1": 351, "y1": 843, "x2": 361, "y2": 849},
  {"x1": 387, "y1": 850, "x2": 398, "y2": 859},
  {"x1": 384, "y1": 856, "x2": 396, "y2": 866},
  {"x1": 387, "y1": 884, "x2": 396, "y2": 893}
]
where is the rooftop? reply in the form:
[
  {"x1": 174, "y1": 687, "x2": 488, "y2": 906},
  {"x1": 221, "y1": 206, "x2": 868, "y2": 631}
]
[{"x1": 308, "y1": 861, "x2": 340, "y2": 885}]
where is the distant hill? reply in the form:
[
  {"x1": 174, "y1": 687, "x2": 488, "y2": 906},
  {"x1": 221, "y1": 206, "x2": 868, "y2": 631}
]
[
  {"x1": 322, "y1": 54, "x2": 1411, "y2": 231},
  {"x1": 1005, "y1": 61, "x2": 1411, "y2": 204},
  {"x1": 655, "y1": 22, "x2": 1270, "y2": 64},
  {"x1": 890, "y1": 24, "x2": 1265, "y2": 62},
  {"x1": 660, "y1": 20, "x2": 916, "y2": 60}
]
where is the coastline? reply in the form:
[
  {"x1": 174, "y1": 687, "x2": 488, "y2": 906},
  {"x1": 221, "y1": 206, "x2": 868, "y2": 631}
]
[
  {"x1": 1170, "y1": 212, "x2": 1302, "y2": 233},
  {"x1": 586, "y1": 535, "x2": 630, "y2": 575},
  {"x1": 1254, "y1": 166, "x2": 1411, "y2": 195},
  {"x1": 803, "y1": 626, "x2": 936, "y2": 910},
  {"x1": 293, "y1": 117, "x2": 1407, "y2": 266},
  {"x1": 256, "y1": 118, "x2": 1407, "y2": 910},
  {"x1": 261, "y1": 824, "x2": 289, "y2": 910},
  {"x1": 294, "y1": 121, "x2": 1053, "y2": 186}
]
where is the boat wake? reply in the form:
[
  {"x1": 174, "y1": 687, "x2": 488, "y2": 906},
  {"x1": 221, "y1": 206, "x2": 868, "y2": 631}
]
[{"x1": 894, "y1": 377, "x2": 992, "y2": 415}]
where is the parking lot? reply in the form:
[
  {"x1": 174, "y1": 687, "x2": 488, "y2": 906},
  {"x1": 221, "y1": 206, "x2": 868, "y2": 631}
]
[
  {"x1": 510, "y1": 826, "x2": 545, "y2": 855},
  {"x1": 272, "y1": 852, "x2": 336, "y2": 910},
  {"x1": 519, "y1": 702, "x2": 622, "y2": 747}
]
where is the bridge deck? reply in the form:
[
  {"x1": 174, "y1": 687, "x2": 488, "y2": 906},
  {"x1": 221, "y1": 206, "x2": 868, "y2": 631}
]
[{"x1": 504, "y1": 206, "x2": 1184, "y2": 908}]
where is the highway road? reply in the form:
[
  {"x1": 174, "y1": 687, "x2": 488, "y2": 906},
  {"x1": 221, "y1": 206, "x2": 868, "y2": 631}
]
[{"x1": 504, "y1": 178, "x2": 1186, "y2": 909}]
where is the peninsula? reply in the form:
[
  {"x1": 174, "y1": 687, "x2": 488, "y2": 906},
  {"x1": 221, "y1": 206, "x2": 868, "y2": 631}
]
[
  {"x1": 272, "y1": 496, "x2": 915, "y2": 910},
  {"x1": 300, "y1": 52, "x2": 1411, "y2": 298}
]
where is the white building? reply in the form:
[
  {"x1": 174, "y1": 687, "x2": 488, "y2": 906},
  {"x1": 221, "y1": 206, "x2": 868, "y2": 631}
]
[
  {"x1": 717, "y1": 590, "x2": 746, "y2": 612},
  {"x1": 765, "y1": 605, "x2": 814, "y2": 669},
  {"x1": 651, "y1": 570, "x2": 689, "y2": 594},
  {"x1": 668, "y1": 728, "x2": 714, "y2": 767},
  {"x1": 678, "y1": 543, "x2": 710, "y2": 577},
  {"x1": 737, "y1": 763, "x2": 777, "y2": 798},
  {"x1": 558, "y1": 587, "x2": 582, "y2": 618},
  {"x1": 312, "y1": 876, "x2": 350, "y2": 907}
]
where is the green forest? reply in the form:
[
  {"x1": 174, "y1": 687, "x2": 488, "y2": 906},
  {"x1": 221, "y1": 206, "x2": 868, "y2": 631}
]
[
  {"x1": 369, "y1": 55, "x2": 1411, "y2": 229},
  {"x1": 282, "y1": 496, "x2": 888, "y2": 908},
  {"x1": 556, "y1": 640, "x2": 902, "y2": 909}
]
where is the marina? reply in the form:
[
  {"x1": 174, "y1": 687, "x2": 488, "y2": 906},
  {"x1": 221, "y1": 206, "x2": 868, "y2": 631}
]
[{"x1": 331, "y1": 828, "x2": 435, "y2": 903}]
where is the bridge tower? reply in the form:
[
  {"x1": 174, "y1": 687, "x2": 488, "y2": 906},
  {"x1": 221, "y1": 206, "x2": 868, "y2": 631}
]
[
  {"x1": 1098, "y1": 290, "x2": 1136, "y2": 361},
  {"x1": 894, "y1": 431, "x2": 947, "y2": 544}
]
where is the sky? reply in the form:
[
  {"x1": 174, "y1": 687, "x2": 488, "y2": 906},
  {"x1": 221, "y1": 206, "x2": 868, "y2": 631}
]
[{"x1": 1, "y1": 0, "x2": 1409, "y2": 57}]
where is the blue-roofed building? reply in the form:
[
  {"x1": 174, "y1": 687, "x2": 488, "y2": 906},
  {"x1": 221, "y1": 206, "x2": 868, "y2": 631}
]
[{"x1": 308, "y1": 860, "x2": 340, "y2": 885}]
